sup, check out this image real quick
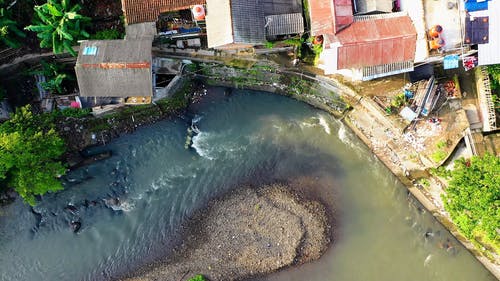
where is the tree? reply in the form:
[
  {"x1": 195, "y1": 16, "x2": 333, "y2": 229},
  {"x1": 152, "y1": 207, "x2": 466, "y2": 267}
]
[
  {"x1": 442, "y1": 154, "x2": 500, "y2": 242},
  {"x1": 0, "y1": 105, "x2": 66, "y2": 205},
  {"x1": 24, "y1": 0, "x2": 90, "y2": 56},
  {"x1": 0, "y1": 0, "x2": 26, "y2": 48}
]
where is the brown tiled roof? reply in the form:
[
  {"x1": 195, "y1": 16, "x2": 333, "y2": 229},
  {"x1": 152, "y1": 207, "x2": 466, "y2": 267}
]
[{"x1": 121, "y1": 0, "x2": 206, "y2": 24}]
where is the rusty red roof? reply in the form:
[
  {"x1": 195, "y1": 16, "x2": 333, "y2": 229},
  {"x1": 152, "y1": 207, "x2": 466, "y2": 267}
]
[
  {"x1": 308, "y1": 0, "x2": 353, "y2": 36},
  {"x1": 335, "y1": 16, "x2": 417, "y2": 69},
  {"x1": 121, "y1": 0, "x2": 206, "y2": 24}
]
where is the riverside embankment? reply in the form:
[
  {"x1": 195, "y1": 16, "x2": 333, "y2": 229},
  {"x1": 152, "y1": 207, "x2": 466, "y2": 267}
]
[
  {"x1": 58, "y1": 54, "x2": 499, "y2": 278},
  {"x1": 1, "y1": 52, "x2": 498, "y2": 280},
  {"x1": 177, "y1": 57, "x2": 500, "y2": 279}
]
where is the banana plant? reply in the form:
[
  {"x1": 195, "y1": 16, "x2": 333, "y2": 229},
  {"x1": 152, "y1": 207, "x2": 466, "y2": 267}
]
[
  {"x1": 0, "y1": 2, "x2": 26, "y2": 48},
  {"x1": 25, "y1": 0, "x2": 90, "y2": 56}
]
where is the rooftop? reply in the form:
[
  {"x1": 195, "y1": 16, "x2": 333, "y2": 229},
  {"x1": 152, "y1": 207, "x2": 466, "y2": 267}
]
[
  {"x1": 121, "y1": 0, "x2": 205, "y2": 24},
  {"x1": 308, "y1": 0, "x2": 353, "y2": 36},
  {"x1": 334, "y1": 15, "x2": 417, "y2": 69},
  {"x1": 75, "y1": 40, "x2": 153, "y2": 98}
]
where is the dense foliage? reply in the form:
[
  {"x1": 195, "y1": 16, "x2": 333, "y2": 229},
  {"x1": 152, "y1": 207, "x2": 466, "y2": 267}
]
[
  {"x1": 25, "y1": 0, "x2": 90, "y2": 56},
  {"x1": 0, "y1": 0, "x2": 26, "y2": 48},
  {"x1": 0, "y1": 105, "x2": 66, "y2": 205},
  {"x1": 442, "y1": 154, "x2": 500, "y2": 243}
]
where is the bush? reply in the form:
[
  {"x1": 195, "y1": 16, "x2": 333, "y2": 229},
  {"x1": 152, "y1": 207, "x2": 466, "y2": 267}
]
[
  {"x1": 91, "y1": 29, "x2": 122, "y2": 40},
  {"x1": 60, "y1": 107, "x2": 91, "y2": 118},
  {"x1": 0, "y1": 105, "x2": 66, "y2": 206},
  {"x1": 442, "y1": 154, "x2": 500, "y2": 242}
]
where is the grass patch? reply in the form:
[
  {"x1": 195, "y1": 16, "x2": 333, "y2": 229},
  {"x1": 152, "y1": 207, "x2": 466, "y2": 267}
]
[{"x1": 187, "y1": 275, "x2": 206, "y2": 281}]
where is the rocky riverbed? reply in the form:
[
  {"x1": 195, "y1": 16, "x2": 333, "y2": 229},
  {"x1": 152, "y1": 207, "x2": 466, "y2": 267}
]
[{"x1": 121, "y1": 184, "x2": 332, "y2": 281}]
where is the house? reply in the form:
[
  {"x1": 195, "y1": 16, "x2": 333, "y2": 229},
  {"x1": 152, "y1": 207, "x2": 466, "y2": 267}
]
[
  {"x1": 121, "y1": 0, "x2": 206, "y2": 24},
  {"x1": 309, "y1": 0, "x2": 417, "y2": 81},
  {"x1": 75, "y1": 40, "x2": 153, "y2": 105},
  {"x1": 206, "y1": 0, "x2": 304, "y2": 49}
]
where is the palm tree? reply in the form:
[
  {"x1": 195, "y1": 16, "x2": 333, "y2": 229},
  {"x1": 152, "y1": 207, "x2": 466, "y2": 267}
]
[{"x1": 25, "y1": 0, "x2": 90, "y2": 56}]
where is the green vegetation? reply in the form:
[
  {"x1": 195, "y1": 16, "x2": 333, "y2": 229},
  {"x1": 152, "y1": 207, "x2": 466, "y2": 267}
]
[
  {"x1": 0, "y1": 105, "x2": 66, "y2": 206},
  {"x1": 0, "y1": 0, "x2": 26, "y2": 48},
  {"x1": 431, "y1": 140, "x2": 449, "y2": 163},
  {"x1": 264, "y1": 41, "x2": 275, "y2": 49},
  {"x1": 283, "y1": 38, "x2": 302, "y2": 47},
  {"x1": 187, "y1": 275, "x2": 206, "y2": 281},
  {"x1": 431, "y1": 150, "x2": 447, "y2": 163},
  {"x1": 25, "y1": 0, "x2": 90, "y2": 56},
  {"x1": 59, "y1": 107, "x2": 91, "y2": 118},
  {"x1": 391, "y1": 93, "x2": 407, "y2": 108},
  {"x1": 487, "y1": 65, "x2": 500, "y2": 110},
  {"x1": 300, "y1": 37, "x2": 323, "y2": 66},
  {"x1": 91, "y1": 29, "x2": 122, "y2": 40},
  {"x1": 156, "y1": 80, "x2": 191, "y2": 113},
  {"x1": 29, "y1": 60, "x2": 71, "y2": 94},
  {"x1": 441, "y1": 154, "x2": 499, "y2": 247}
]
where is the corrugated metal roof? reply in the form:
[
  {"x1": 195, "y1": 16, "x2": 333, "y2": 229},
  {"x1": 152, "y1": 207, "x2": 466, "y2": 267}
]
[
  {"x1": 121, "y1": 0, "x2": 206, "y2": 24},
  {"x1": 76, "y1": 40, "x2": 152, "y2": 64},
  {"x1": 334, "y1": 16, "x2": 416, "y2": 69},
  {"x1": 265, "y1": 13, "x2": 304, "y2": 36},
  {"x1": 309, "y1": 0, "x2": 353, "y2": 36},
  {"x1": 206, "y1": 0, "x2": 234, "y2": 48},
  {"x1": 478, "y1": 0, "x2": 500, "y2": 65},
  {"x1": 75, "y1": 40, "x2": 153, "y2": 97},
  {"x1": 262, "y1": 0, "x2": 303, "y2": 15},
  {"x1": 231, "y1": 0, "x2": 266, "y2": 44}
]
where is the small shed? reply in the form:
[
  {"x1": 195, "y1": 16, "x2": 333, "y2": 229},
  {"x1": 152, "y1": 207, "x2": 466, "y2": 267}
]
[{"x1": 75, "y1": 40, "x2": 153, "y2": 100}]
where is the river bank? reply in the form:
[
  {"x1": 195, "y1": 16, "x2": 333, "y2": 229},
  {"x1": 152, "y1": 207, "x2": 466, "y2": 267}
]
[
  {"x1": 1, "y1": 52, "x2": 498, "y2": 280},
  {"x1": 174, "y1": 59, "x2": 500, "y2": 279},
  {"x1": 64, "y1": 58, "x2": 499, "y2": 279}
]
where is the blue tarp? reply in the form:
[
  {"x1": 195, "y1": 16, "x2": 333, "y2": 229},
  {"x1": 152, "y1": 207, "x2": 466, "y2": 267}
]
[
  {"x1": 465, "y1": 0, "x2": 490, "y2": 11},
  {"x1": 444, "y1": 55, "x2": 460, "y2": 69}
]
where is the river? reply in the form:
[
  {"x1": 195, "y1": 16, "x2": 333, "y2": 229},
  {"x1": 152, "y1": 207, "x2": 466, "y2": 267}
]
[{"x1": 0, "y1": 87, "x2": 496, "y2": 281}]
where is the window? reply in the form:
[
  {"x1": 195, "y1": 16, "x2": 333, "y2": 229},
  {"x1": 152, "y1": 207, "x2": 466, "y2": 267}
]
[{"x1": 83, "y1": 46, "x2": 98, "y2": 55}]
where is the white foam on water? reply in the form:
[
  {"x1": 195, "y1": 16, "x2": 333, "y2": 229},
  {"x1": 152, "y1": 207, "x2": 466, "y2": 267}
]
[
  {"x1": 317, "y1": 115, "x2": 331, "y2": 135},
  {"x1": 191, "y1": 132, "x2": 215, "y2": 160},
  {"x1": 424, "y1": 254, "x2": 433, "y2": 267},
  {"x1": 338, "y1": 123, "x2": 351, "y2": 145},
  {"x1": 192, "y1": 114, "x2": 203, "y2": 124}
]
